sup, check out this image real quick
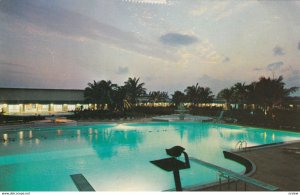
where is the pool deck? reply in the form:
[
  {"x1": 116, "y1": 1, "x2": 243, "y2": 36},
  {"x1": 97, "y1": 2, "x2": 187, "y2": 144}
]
[{"x1": 199, "y1": 141, "x2": 300, "y2": 191}]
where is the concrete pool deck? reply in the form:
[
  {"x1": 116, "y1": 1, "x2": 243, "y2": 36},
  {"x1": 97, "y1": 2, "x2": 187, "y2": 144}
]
[{"x1": 199, "y1": 141, "x2": 300, "y2": 191}]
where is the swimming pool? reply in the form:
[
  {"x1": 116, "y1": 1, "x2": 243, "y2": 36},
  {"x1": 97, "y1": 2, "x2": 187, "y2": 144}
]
[{"x1": 1, "y1": 122, "x2": 299, "y2": 191}]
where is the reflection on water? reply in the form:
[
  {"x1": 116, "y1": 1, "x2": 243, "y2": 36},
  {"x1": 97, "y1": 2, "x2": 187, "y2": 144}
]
[
  {"x1": 0, "y1": 122, "x2": 299, "y2": 191},
  {"x1": 86, "y1": 127, "x2": 143, "y2": 159}
]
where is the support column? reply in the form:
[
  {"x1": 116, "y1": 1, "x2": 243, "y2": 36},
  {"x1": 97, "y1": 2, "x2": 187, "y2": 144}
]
[
  {"x1": 63, "y1": 104, "x2": 68, "y2": 112},
  {"x1": 173, "y1": 169, "x2": 182, "y2": 191},
  {"x1": 20, "y1": 104, "x2": 25, "y2": 113},
  {"x1": 49, "y1": 104, "x2": 54, "y2": 112},
  {"x1": 2, "y1": 104, "x2": 8, "y2": 114}
]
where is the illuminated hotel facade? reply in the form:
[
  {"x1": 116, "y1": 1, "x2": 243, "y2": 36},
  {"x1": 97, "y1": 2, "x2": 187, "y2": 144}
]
[
  {"x1": 1, "y1": 87, "x2": 298, "y2": 116},
  {"x1": 0, "y1": 88, "x2": 89, "y2": 116},
  {"x1": 0, "y1": 88, "x2": 228, "y2": 116}
]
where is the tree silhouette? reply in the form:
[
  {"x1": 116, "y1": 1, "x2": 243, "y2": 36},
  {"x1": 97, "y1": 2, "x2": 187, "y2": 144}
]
[
  {"x1": 185, "y1": 83, "x2": 213, "y2": 106},
  {"x1": 84, "y1": 80, "x2": 117, "y2": 110},
  {"x1": 124, "y1": 77, "x2": 146, "y2": 105},
  {"x1": 217, "y1": 76, "x2": 298, "y2": 112},
  {"x1": 172, "y1": 91, "x2": 186, "y2": 107},
  {"x1": 254, "y1": 76, "x2": 298, "y2": 112},
  {"x1": 148, "y1": 91, "x2": 169, "y2": 103},
  {"x1": 111, "y1": 86, "x2": 132, "y2": 112},
  {"x1": 217, "y1": 88, "x2": 234, "y2": 109},
  {"x1": 232, "y1": 82, "x2": 248, "y2": 109}
]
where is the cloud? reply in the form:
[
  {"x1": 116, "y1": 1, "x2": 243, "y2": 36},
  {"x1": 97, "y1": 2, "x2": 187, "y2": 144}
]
[
  {"x1": 0, "y1": 0, "x2": 175, "y2": 61},
  {"x1": 285, "y1": 74, "x2": 300, "y2": 96},
  {"x1": 253, "y1": 68, "x2": 263, "y2": 71},
  {"x1": 0, "y1": 61, "x2": 33, "y2": 85},
  {"x1": 122, "y1": 0, "x2": 169, "y2": 4},
  {"x1": 116, "y1": 66, "x2": 129, "y2": 75},
  {"x1": 159, "y1": 33, "x2": 198, "y2": 46},
  {"x1": 0, "y1": 61, "x2": 27, "y2": 68},
  {"x1": 189, "y1": 1, "x2": 255, "y2": 21},
  {"x1": 286, "y1": 74, "x2": 300, "y2": 87},
  {"x1": 190, "y1": 6, "x2": 208, "y2": 16},
  {"x1": 273, "y1": 46, "x2": 285, "y2": 56},
  {"x1": 222, "y1": 57, "x2": 230, "y2": 63},
  {"x1": 144, "y1": 76, "x2": 154, "y2": 82},
  {"x1": 267, "y1": 61, "x2": 284, "y2": 71},
  {"x1": 197, "y1": 74, "x2": 236, "y2": 95},
  {"x1": 175, "y1": 39, "x2": 223, "y2": 66}
]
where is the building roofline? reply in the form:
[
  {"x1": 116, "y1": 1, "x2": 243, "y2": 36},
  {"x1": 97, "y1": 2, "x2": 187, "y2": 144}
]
[{"x1": 0, "y1": 87, "x2": 84, "y2": 92}]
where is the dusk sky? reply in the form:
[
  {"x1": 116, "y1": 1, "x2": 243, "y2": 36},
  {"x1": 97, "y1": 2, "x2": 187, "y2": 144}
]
[{"x1": 0, "y1": 0, "x2": 299, "y2": 96}]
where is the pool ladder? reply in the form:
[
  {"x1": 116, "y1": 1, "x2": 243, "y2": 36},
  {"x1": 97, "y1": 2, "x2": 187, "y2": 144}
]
[{"x1": 235, "y1": 140, "x2": 247, "y2": 152}]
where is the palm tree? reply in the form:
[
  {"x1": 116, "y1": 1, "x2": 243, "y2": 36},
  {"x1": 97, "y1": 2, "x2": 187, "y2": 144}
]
[
  {"x1": 184, "y1": 83, "x2": 202, "y2": 105},
  {"x1": 111, "y1": 86, "x2": 132, "y2": 112},
  {"x1": 217, "y1": 88, "x2": 234, "y2": 110},
  {"x1": 84, "y1": 80, "x2": 102, "y2": 109},
  {"x1": 254, "y1": 76, "x2": 298, "y2": 112},
  {"x1": 245, "y1": 82, "x2": 257, "y2": 106},
  {"x1": 199, "y1": 87, "x2": 214, "y2": 104},
  {"x1": 124, "y1": 77, "x2": 146, "y2": 105},
  {"x1": 232, "y1": 82, "x2": 248, "y2": 109},
  {"x1": 84, "y1": 80, "x2": 117, "y2": 110},
  {"x1": 98, "y1": 80, "x2": 117, "y2": 110},
  {"x1": 185, "y1": 83, "x2": 214, "y2": 106},
  {"x1": 172, "y1": 91, "x2": 186, "y2": 107},
  {"x1": 149, "y1": 91, "x2": 169, "y2": 103}
]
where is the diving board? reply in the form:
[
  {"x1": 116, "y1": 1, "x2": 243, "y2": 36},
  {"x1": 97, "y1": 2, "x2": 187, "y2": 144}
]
[
  {"x1": 70, "y1": 174, "x2": 95, "y2": 191},
  {"x1": 189, "y1": 157, "x2": 279, "y2": 191}
]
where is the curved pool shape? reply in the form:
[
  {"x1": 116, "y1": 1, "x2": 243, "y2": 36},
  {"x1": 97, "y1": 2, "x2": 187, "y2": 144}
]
[
  {"x1": 152, "y1": 114, "x2": 213, "y2": 122},
  {"x1": 0, "y1": 122, "x2": 299, "y2": 191}
]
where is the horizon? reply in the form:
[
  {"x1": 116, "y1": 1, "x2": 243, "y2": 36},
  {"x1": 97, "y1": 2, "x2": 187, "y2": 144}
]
[{"x1": 0, "y1": 0, "x2": 299, "y2": 96}]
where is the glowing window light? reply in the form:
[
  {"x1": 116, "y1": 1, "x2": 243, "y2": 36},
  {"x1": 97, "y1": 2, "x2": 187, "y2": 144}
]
[
  {"x1": 19, "y1": 131, "x2": 24, "y2": 140},
  {"x1": 3, "y1": 134, "x2": 8, "y2": 142}
]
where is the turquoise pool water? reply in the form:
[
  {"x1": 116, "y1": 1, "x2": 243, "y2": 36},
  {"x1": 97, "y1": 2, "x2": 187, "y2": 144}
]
[{"x1": 0, "y1": 122, "x2": 299, "y2": 191}]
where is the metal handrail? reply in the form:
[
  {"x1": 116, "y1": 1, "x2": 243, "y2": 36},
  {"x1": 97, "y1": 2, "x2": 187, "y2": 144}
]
[
  {"x1": 189, "y1": 157, "x2": 278, "y2": 191},
  {"x1": 235, "y1": 140, "x2": 247, "y2": 151}
]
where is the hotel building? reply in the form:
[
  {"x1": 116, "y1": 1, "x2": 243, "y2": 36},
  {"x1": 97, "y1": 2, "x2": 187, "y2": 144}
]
[{"x1": 0, "y1": 88, "x2": 89, "y2": 116}]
